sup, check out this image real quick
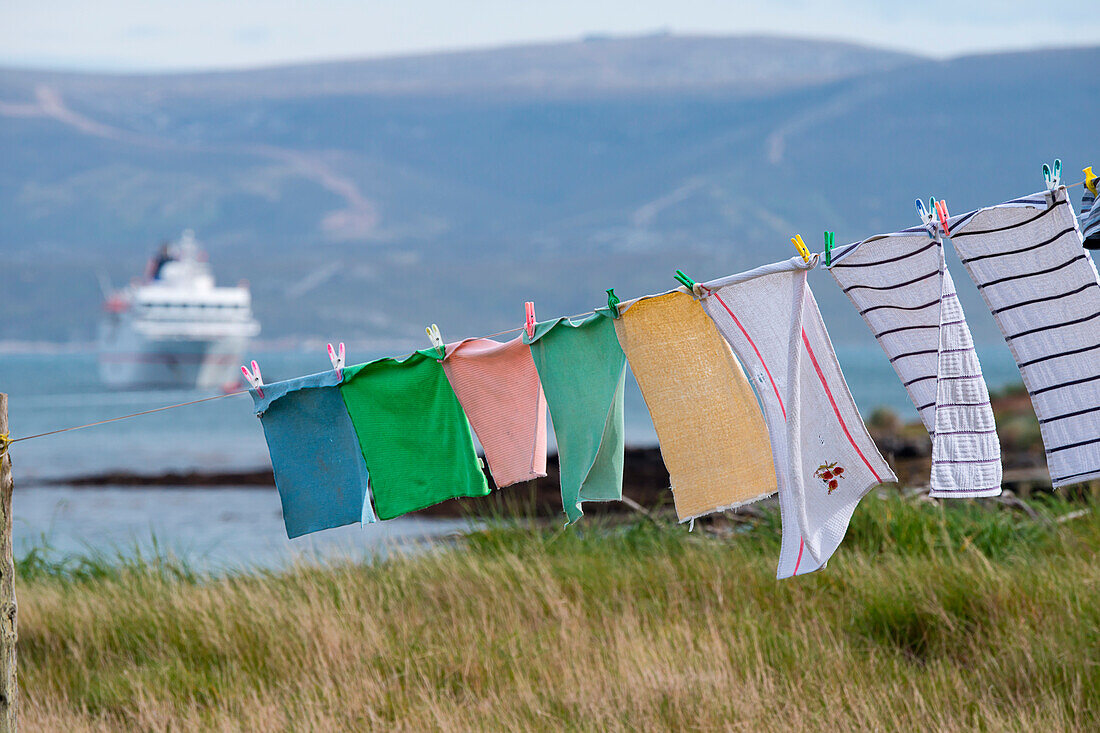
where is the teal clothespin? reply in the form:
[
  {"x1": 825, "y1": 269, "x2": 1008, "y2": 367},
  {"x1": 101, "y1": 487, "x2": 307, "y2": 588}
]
[
  {"x1": 674, "y1": 269, "x2": 697, "y2": 291},
  {"x1": 1043, "y1": 158, "x2": 1062, "y2": 190},
  {"x1": 606, "y1": 288, "x2": 621, "y2": 318},
  {"x1": 824, "y1": 231, "x2": 835, "y2": 267}
]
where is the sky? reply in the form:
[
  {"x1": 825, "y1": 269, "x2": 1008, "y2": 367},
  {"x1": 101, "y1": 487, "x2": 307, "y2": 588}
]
[{"x1": 1, "y1": 1, "x2": 1097, "y2": 72}]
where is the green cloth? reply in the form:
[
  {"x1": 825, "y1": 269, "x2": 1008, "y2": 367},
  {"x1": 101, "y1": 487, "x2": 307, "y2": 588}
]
[
  {"x1": 339, "y1": 350, "x2": 489, "y2": 520},
  {"x1": 523, "y1": 311, "x2": 626, "y2": 523}
]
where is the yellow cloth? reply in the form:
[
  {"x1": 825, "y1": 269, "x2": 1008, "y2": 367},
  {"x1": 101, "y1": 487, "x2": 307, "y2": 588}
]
[{"x1": 614, "y1": 290, "x2": 777, "y2": 521}]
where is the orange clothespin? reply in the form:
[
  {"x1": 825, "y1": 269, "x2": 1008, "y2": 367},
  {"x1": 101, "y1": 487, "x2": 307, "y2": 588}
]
[
  {"x1": 934, "y1": 200, "x2": 950, "y2": 237},
  {"x1": 525, "y1": 302, "x2": 536, "y2": 339}
]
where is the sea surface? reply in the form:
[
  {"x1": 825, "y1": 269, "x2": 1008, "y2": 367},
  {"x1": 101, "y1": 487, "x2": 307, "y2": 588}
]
[{"x1": 0, "y1": 345, "x2": 1025, "y2": 570}]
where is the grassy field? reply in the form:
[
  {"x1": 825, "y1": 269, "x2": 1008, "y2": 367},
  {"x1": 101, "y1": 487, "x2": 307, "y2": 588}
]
[{"x1": 14, "y1": 493, "x2": 1100, "y2": 731}]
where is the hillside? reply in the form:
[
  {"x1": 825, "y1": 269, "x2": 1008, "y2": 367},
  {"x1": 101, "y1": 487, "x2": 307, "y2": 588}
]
[{"x1": 0, "y1": 37, "x2": 1097, "y2": 346}]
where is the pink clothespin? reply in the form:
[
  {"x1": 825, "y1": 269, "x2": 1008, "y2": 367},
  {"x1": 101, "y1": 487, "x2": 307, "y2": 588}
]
[
  {"x1": 934, "y1": 200, "x2": 950, "y2": 237},
  {"x1": 525, "y1": 302, "x2": 536, "y2": 339},
  {"x1": 327, "y1": 342, "x2": 345, "y2": 380},
  {"x1": 241, "y1": 359, "x2": 264, "y2": 398}
]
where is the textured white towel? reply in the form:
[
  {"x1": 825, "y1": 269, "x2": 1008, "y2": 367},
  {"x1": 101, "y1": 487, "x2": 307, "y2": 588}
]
[
  {"x1": 829, "y1": 229, "x2": 1002, "y2": 497},
  {"x1": 700, "y1": 255, "x2": 896, "y2": 579},
  {"x1": 950, "y1": 186, "x2": 1100, "y2": 487}
]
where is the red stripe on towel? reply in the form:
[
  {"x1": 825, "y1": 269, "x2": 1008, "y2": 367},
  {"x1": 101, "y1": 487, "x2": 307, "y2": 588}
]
[
  {"x1": 802, "y1": 331, "x2": 881, "y2": 482},
  {"x1": 712, "y1": 293, "x2": 786, "y2": 419}
]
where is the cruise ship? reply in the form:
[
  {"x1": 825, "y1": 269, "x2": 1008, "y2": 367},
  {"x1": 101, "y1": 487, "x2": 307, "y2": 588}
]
[{"x1": 98, "y1": 230, "x2": 261, "y2": 390}]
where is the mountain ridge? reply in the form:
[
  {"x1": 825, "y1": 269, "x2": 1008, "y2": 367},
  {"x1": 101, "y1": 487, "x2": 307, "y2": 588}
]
[{"x1": 0, "y1": 36, "x2": 1096, "y2": 348}]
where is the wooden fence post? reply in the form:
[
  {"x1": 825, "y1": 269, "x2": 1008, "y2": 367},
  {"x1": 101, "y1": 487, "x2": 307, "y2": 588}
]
[{"x1": 0, "y1": 394, "x2": 17, "y2": 732}]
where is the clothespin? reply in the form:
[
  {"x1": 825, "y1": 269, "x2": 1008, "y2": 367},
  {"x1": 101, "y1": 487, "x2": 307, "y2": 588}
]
[
  {"x1": 934, "y1": 200, "x2": 950, "y2": 237},
  {"x1": 823, "y1": 231, "x2": 835, "y2": 267},
  {"x1": 1043, "y1": 159, "x2": 1062, "y2": 191},
  {"x1": 525, "y1": 302, "x2": 536, "y2": 339},
  {"x1": 674, "y1": 269, "x2": 696, "y2": 290},
  {"x1": 1084, "y1": 166, "x2": 1098, "y2": 195},
  {"x1": 915, "y1": 198, "x2": 934, "y2": 226},
  {"x1": 241, "y1": 359, "x2": 264, "y2": 398},
  {"x1": 790, "y1": 234, "x2": 811, "y2": 263},
  {"x1": 425, "y1": 323, "x2": 445, "y2": 359},
  {"x1": 606, "y1": 288, "x2": 621, "y2": 318},
  {"x1": 674, "y1": 269, "x2": 707, "y2": 297},
  {"x1": 327, "y1": 342, "x2": 345, "y2": 380}
]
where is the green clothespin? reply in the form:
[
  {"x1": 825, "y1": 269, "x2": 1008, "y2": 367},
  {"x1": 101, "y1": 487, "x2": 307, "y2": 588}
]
[
  {"x1": 824, "y1": 231, "x2": 835, "y2": 267},
  {"x1": 606, "y1": 288, "x2": 621, "y2": 318},
  {"x1": 674, "y1": 269, "x2": 697, "y2": 291}
]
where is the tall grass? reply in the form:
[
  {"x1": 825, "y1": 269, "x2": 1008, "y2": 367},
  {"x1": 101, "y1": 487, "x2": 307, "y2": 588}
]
[{"x1": 16, "y1": 495, "x2": 1100, "y2": 731}]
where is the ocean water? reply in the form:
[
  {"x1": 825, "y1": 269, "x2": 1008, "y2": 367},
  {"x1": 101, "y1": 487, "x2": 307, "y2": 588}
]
[{"x1": 0, "y1": 344, "x2": 1025, "y2": 568}]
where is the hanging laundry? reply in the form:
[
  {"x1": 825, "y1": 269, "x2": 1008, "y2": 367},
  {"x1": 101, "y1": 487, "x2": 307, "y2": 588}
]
[
  {"x1": 1081, "y1": 182, "x2": 1100, "y2": 249},
  {"x1": 339, "y1": 351, "x2": 490, "y2": 520},
  {"x1": 828, "y1": 229, "x2": 1002, "y2": 497},
  {"x1": 612, "y1": 289, "x2": 777, "y2": 521},
  {"x1": 949, "y1": 186, "x2": 1100, "y2": 488},
  {"x1": 700, "y1": 256, "x2": 896, "y2": 579},
  {"x1": 524, "y1": 311, "x2": 625, "y2": 523},
  {"x1": 441, "y1": 336, "x2": 548, "y2": 488},
  {"x1": 251, "y1": 370, "x2": 376, "y2": 539}
]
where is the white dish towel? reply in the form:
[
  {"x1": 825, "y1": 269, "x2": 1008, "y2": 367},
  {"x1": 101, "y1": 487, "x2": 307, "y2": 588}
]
[
  {"x1": 950, "y1": 186, "x2": 1100, "y2": 487},
  {"x1": 699, "y1": 255, "x2": 896, "y2": 579},
  {"x1": 828, "y1": 229, "x2": 1002, "y2": 497}
]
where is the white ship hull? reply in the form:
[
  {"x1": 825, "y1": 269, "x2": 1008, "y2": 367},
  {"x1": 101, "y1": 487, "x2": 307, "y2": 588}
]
[
  {"x1": 97, "y1": 230, "x2": 260, "y2": 391},
  {"x1": 98, "y1": 326, "x2": 250, "y2": 390}
]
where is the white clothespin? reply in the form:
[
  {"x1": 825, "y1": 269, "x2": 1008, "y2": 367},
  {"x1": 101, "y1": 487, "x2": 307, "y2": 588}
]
[
  {"x1": 915, "y1": 198, "x2": 934, "y2": 226},
  {"x1": 426, "y1": 324, "x2": 445, "y2": 359},
  {"x1": 327, "y1": 342, "x2": 345, "y2": 380},
  {"x1": 1043, "y1": 158, "x2": 1062, "y2": 191},
  {"x1": 241, "y1": 359, "x2": 264, "y2": 398}
]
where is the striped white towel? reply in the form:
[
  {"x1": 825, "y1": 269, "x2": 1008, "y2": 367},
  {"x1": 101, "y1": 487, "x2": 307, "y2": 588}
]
[
  {"x1": 1081, "y1": 184, "x2": 1100, "y2": 249},
  {"x1": 829, "y1": 230, "x2": 1002, "y2": 497},
  {"x1": 700, "y1": 256, "x2": 896, "y2": 579},
  {"x1": 950, "y1": 186, "x2": 1100, "y2": 488}
]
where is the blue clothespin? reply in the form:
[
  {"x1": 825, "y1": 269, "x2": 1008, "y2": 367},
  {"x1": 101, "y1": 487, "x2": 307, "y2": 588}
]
[
  {"x1": 1043, "y1": 159, "x2": 1062, "y2": 191},
  {"x1": 425, "y1": 324, "x2": 445, "y2": 359},
  {"x1": 824, "y1": 231, "x2": 835, "y2": 267},
  {"x1": 606, "y1": 288, "x2": 621, "y2": 318},
  {"x1": 915, "y1": 198, "x2": 933, "y2": 225}
]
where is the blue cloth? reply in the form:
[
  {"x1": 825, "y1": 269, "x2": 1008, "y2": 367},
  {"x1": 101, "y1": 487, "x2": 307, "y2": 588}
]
[{"x1": 251, "y1": 370, "x2": 376, "y2": 538}]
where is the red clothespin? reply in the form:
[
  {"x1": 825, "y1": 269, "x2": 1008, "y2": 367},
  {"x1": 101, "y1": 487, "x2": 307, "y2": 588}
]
[
  {"x1": 327, "y1": 342, "x2": 345, "y2": 380},
  {"x1": 241, "y1": 359, "x2": 264, "y2": 398},
  {"x1": 525, "y1": 302, "x2": 536, "y2": 339},
  {"x1": 934, "y1": 200, "x2": 950, "y2": 237}
]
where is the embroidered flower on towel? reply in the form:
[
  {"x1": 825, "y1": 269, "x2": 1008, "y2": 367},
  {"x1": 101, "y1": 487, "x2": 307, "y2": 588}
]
[{"x1": 814, "y1": 462, "x2": 845, "y2": 494}]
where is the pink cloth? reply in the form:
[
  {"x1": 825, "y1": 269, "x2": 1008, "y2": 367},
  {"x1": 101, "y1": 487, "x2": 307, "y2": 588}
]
[{"x1": 442, "y1": 336, "x2": 548, "y2": 487}]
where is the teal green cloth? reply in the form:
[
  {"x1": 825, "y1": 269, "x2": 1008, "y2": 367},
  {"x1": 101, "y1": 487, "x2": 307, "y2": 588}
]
[
  {"x1": 523, "y1": 311, "x2": 626, "y2": 523},
  {"x1": 339, "y1": 350, "x2": 489, "y2": 520}
]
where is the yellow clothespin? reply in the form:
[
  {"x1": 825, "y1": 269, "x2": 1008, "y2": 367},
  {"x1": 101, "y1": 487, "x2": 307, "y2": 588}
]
[
  {"x1": 790, "y1": 234, "x2": 811, "y2": 263},
  {"x1": 1085, "y1": 166, "x2": 1098, "y2": 195}
]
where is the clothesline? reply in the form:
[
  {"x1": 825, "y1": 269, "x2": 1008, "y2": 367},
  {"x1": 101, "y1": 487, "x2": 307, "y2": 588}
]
[{"x1": 5, "y1": 177, "x2": 1093, "y2": 447}]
